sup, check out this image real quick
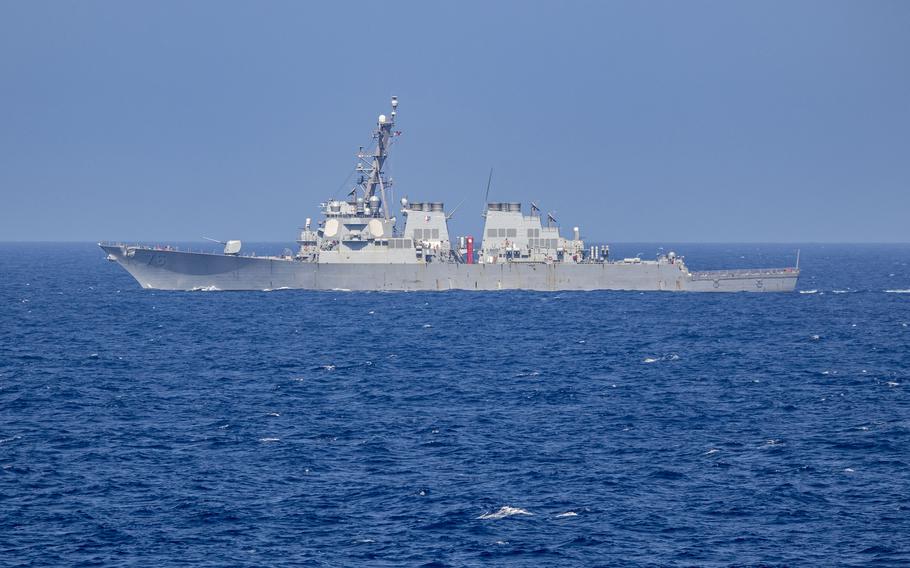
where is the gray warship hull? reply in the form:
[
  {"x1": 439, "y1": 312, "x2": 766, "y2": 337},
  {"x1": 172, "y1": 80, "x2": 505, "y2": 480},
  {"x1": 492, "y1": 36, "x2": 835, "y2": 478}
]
[
  {"x1": 101, "y1": 244, "x2": 799, "y2": 292},
  {"x1": 100, "y1": 97, "x2": 801, "y2": 293}
]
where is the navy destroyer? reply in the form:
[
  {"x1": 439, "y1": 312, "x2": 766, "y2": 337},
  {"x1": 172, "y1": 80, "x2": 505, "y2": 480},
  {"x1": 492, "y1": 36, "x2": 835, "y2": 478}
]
[{"x1": 101, "y1": 97, "x2": 799, "y2": 292}]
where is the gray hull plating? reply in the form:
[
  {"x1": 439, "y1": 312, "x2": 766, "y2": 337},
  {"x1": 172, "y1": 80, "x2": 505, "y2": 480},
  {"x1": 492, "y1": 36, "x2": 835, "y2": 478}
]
[{"x1": 101, "y1": 245, "x2": 799, "y2": 292}]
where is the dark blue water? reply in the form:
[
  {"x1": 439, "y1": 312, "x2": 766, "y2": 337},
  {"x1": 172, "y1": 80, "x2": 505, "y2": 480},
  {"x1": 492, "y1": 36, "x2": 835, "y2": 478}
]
[{"x1": 2, "y1": 243, "x2": 909, "y2": 566}]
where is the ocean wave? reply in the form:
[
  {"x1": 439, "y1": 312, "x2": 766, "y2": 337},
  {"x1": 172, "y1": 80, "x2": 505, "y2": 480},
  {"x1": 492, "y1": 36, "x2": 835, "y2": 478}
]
[
  {"x1": 190, "y1": 285, "x2": 221, "y2": 292},
  {"x1": 643, "y1": 353, "x2": 679, "y2": 364},
  {"x1": 555, "y1": 511, "x2": 578, "y2": 518},
  {"x1": 884, "y1": 289, "x2": 910, "y2": 294},
  {"x1": 478, "y1": 506, "x2": 533, "y2": 520},
  {"x1": 800, "y1": 289, "x2": 818, "y2": 294}
]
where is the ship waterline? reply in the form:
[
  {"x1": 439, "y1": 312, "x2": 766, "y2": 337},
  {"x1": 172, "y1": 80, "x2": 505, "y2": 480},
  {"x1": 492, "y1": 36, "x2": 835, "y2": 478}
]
[{"x1": 101, "y1": 97, "x2": 799, "y2": 292}]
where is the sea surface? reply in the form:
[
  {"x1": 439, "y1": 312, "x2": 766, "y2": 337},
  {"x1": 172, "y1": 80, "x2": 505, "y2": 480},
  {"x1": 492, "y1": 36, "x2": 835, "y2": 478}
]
[{"x1": 1, "y1": 242, "x2": 909, "y2": 567}]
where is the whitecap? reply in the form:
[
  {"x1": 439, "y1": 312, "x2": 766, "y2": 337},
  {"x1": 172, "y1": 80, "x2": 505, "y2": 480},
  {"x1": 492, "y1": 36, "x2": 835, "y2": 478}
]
[
  {"x1": 555, "y1": 511, "x2": 578, "y2": 518},
  {"x1": 259, "y1": 437, "x2": 280, "y2": 443},
  {"x1": 190, "y1": 285, "x2": 221, "y2": 292},
  {"x1": 810, "y1": 334, "x2": 821, "y2": 340},
  {"x1": 331, "y1": 288, "x2": 352, "y2": 292},
  {"x1": 422, "y1": 324, "x2": 432, "y2": 328},
  {"x1": 643, "y1": 357, "x2": 658, "y2": 364},
  {"x1": 478, "y1": 506, "x2": 533, "y2": 520},
  {"x1": 514, "y1": 371, "x2": 541, "y2": 378},
  {"x1": 321, "y1": 364, "x2": 336, "y2": 371},
  {"x1": 800, "y1": 289, "x2": 818, "y2": 294},
  {"x1": 886, "y1": 381, "x2": 900, "y2": 387},
  {"x1": 844, "y1": 468, "x2": 855, "y2": 473},
  {"x1": 833, "y1": 289, "x2": 848, "y2": 294},
  {"x1": 885, "y1": 289, "x2": 910, "y2": 294},
  {"x1": 704, "y1": 448, "x2": 720, "y2": 455},
  {"x1": 266, "y1": 412, "x2": 280, "y2": 417},
  {"x1": 0, "y1": 435, "x2": 22, "y2": 445}
]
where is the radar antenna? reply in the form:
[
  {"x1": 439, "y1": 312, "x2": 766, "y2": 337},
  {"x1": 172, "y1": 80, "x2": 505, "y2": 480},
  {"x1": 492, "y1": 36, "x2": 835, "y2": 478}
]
[{"x1": 355, "y1": 96, "x2": 399, "y2": 220}]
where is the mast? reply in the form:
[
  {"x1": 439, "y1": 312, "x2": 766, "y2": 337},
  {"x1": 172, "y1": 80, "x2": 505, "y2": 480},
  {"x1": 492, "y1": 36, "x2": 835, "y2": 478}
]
[{"x1": 356, "y1": 96, "x2": 398, "y2": 220}]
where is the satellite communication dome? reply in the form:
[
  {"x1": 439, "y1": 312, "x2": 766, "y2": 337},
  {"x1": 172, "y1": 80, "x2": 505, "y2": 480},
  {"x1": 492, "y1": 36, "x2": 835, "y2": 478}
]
[
  {"x1": 668, "y1": 251, "x2": 677, "y2": 259},
  {"x1": 378, "y1": 114, "x2": 387, "y2": 124},
  {"x1": 400, "y1": 197, "x2": 409, "y2": 207}
]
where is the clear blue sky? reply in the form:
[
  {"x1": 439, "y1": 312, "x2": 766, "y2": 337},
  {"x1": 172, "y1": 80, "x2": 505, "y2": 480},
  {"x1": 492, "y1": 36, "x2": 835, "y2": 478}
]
[{"x1": 1, "y1": 1, "x2": 908, "y2": 242}]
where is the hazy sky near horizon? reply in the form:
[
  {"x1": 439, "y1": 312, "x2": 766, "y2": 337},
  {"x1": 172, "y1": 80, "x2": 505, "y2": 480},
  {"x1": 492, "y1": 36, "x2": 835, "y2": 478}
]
[{"x1": 1, "y1": 1, "x2": 908, "y2": 242}]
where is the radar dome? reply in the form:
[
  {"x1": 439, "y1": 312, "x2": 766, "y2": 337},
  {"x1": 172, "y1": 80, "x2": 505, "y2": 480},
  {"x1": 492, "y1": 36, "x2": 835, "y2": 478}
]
[{"x1": 378, "y1": 114, "x2": 387, "y2": 124}]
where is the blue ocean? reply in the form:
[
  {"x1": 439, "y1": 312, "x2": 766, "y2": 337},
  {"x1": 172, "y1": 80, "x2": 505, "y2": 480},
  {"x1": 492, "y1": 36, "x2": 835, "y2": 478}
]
[{"x1": 1, "y1": 242, "x2": 908, "y2": 566}]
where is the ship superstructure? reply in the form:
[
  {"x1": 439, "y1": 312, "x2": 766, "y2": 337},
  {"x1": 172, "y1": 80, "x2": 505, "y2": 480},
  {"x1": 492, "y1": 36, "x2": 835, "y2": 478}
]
[{"x1": 101, "y1": 97, "x2": 800, "y2": 292}]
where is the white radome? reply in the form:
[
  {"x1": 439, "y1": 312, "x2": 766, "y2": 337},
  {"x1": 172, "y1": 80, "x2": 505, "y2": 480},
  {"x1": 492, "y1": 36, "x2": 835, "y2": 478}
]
[{"x1": 378, "y1": 114, "x2": 387, "y2": 124}]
